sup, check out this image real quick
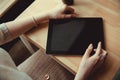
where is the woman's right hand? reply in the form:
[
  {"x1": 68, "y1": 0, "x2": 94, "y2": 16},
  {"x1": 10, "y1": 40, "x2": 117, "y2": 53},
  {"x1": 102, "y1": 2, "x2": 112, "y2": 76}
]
[{"x1": 74, "y1": 42, "x2": 107, "y2": 80}]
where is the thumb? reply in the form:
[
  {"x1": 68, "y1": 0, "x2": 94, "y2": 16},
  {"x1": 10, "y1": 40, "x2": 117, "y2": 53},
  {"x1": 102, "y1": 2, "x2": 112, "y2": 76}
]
[{"x1": 64, "y1": 14, "x2": 76, "y2": 18}]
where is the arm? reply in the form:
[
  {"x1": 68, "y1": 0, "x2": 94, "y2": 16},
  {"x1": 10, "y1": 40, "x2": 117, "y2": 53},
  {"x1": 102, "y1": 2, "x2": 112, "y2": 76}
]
[
  {"x1": 0, "y1": 4, "x2": 76, "y2": 45},
  {"x1": 74, "y1": 42, "x2": 107, "y2": 80},
  {"x1": 0, "y1": 4, "x2": 76, "y2": 80}
]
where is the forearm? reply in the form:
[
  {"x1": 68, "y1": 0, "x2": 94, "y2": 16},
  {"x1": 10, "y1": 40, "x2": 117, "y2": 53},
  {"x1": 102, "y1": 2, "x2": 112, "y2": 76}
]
[
  {"x1": 5, "y1": 12, "x2": 50, "y2": 39},
  {"x1": 74, "y1": 65, "x2": 88, "y2": 80},
  {"x1": 0, "y1": 4, "x2": 75, "y2": 45},
  {"x1": 5, "y1": 17, "x2": 36, "y2": 38}
]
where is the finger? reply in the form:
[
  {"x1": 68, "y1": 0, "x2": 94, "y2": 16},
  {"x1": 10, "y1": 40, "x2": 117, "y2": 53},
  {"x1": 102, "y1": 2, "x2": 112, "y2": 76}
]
[
  {"x1": 102, "y1": 49, "x2": 107, "y2": 54},
  {"x1": 95, "y1": 42, "x2": 102, "y2": 56},
  {"x1": 84, "y1": 44, "x2": 93, "y2": 58},
  {"x1": 98, "y1": 53, "x2": 107, "y2": 67},
  {"x1": 97, "y1": 49, "x2": 107, "y2": 63},
  {"x1": 94, "y1": 49, "x2": 107, "y2": 53},
  {"x1": 65, "y1": 6, "x2": 75, "y2": 14},
  {"x1": 101, "y1": 49, "x2": 107, "y2": 60},
  {"x1": 94, "y1": 49, "x2": 107, "y2": 58},
  {"x1": 94, "y1": 49, "x2": 96, "y2": 51},
  {"x1": 71, "y1": 13, "x2": 77, "y2": 17},
  {"x1": 92, "y1": 49, "x2": 107, "y2": 71},
  {"x1": 94, "y1": 57, "x2": 104, "y2": 70},
  {"x1": 73, "y1": 13, "x2": 78, "y2": 17},
  {"x1": 57, "y1": 14, "x2": 66, "y2": 19},
  {"x1": 64, "y1": 14, "x2": 76, "y2": 18}
]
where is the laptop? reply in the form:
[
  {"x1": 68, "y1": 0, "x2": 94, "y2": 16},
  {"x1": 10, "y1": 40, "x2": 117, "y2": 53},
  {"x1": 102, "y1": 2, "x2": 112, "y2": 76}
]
[{"x1": 46, "y1": 18, "x2": 105, "y2": 55}]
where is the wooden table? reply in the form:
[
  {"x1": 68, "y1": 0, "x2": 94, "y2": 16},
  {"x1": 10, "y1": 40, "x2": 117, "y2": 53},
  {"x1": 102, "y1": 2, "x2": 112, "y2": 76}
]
[
  {"x1": 0, "y1": 0, "x2": 17, "y2": 17},
  {"x1": 18, "y1": 0, "x2": 120, "y2": 80}
]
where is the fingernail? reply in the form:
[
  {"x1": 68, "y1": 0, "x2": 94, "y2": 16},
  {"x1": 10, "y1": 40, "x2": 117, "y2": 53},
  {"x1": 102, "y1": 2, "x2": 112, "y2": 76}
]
[
  {"x1": 98, "y1": 41, "x2": 102, "y2": 48},
  {"x1": 88, "y1": 43, "x2": 93, "y2": 49},
  {"x1": 99, "y1": 41, "x2": 102, "y2": 45}
]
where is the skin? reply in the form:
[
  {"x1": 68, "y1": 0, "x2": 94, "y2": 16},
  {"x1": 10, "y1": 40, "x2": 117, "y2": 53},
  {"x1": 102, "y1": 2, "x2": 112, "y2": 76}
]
[
  {"x1": 74, "y1": 42, "x2": 107, "y2": 80},
  {"x1": 0, "y1": 4, "x2": 76, "y2": 45},
  {"x1": 5, "y1": 4, "x2": 76, "y2": 40},
  {"x1": 0, "y1": 4, "x2": 76, "y2": 80},
  {"x1": 0, "y1": 4, "x2": 107, "y2": 80}
]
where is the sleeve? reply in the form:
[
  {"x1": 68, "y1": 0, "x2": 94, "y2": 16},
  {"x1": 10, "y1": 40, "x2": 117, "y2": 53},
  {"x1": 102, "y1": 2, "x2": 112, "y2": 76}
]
[{"x1": 0, "y1": 23, "x2": 13, "y2": 45}]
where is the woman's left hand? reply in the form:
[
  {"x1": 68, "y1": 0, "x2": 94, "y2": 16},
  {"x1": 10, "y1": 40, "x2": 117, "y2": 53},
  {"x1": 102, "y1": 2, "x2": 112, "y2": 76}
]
[{"x1": 49, "y1": 4, "x2": 76, "y2": 19}]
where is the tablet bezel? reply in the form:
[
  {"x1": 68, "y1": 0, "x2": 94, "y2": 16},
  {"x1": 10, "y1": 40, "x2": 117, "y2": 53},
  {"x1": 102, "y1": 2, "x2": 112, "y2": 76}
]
[{"x1": 46, "y1": 18, "x2": 105, "y2": 55}]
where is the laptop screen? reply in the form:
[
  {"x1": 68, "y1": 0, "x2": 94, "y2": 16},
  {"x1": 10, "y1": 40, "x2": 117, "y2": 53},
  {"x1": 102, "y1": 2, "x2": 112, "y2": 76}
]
[{"x1": 46, "y1": 18, "x2": 105, "y2": 55}]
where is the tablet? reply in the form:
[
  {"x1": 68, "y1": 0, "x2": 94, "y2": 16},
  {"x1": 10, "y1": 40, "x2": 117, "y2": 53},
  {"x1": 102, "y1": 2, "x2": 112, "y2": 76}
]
[{"x1": 46, "y1": 18, "x2": 105, "y2": 55}]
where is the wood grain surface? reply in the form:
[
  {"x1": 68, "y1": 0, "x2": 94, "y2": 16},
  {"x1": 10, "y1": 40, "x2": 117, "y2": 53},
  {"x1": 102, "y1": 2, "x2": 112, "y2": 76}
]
[{"x1": 18, "y1": 0, "x2": 120, "y2": 80}]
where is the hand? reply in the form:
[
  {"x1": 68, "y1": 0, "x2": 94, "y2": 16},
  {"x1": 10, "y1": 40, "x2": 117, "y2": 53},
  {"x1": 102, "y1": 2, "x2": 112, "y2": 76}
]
[
  {"x1": 74, "y1": 42, "x2": 107, "y2": 80},
  {"x1": 49, "y1": 4, "x2": 76, "y2": 19}
]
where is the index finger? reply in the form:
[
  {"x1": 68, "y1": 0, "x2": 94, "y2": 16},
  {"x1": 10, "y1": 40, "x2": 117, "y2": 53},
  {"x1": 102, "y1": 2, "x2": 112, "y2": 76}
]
[{"x1": 84, "y1": 44, "x2": 93, "y2": 58}]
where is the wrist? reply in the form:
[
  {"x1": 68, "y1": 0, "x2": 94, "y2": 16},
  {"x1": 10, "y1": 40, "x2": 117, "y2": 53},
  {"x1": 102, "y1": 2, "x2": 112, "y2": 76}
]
[
  {"x1": 33, "y1": 12, "x2": 50, "y2": 25},
  {"x1": 74, "y1": 68, "x2": 88, "y2": 80},
  {"x1": 74, "y1": 73, "x2": 86, "y2": 80}
]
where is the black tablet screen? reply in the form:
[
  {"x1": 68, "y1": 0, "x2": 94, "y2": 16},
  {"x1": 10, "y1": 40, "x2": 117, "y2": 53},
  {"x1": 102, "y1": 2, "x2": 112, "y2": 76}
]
[{"x1": 46, "y1": 18, "x2": 104, "y2": 55}]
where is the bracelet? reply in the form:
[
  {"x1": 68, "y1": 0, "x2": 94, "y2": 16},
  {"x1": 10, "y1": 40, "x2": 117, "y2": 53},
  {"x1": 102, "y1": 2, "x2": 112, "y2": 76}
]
[{"x1": 32, "y1": 16, "x2": 38, "y2": 27}]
